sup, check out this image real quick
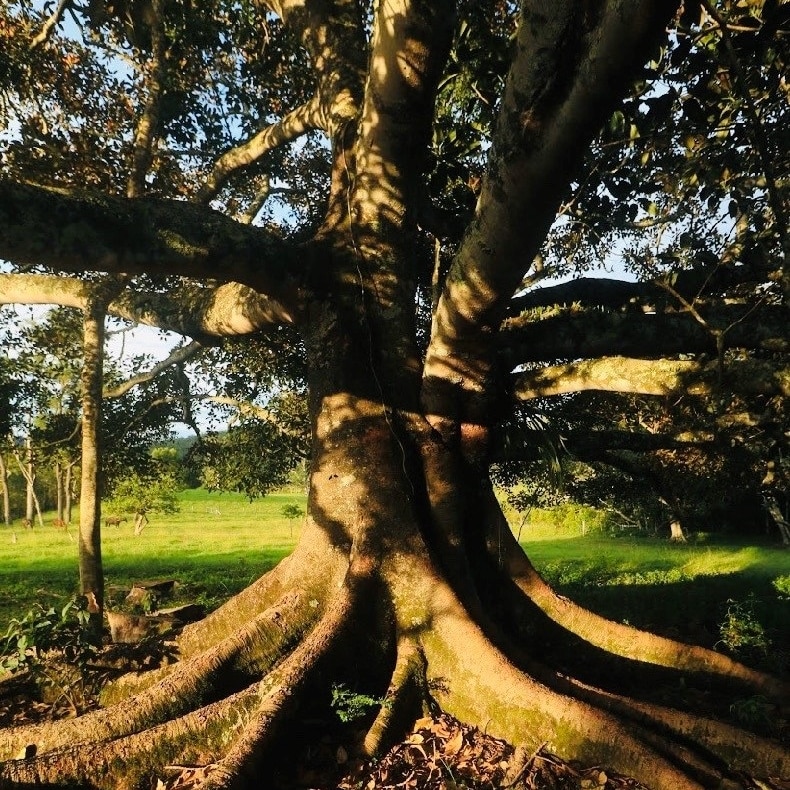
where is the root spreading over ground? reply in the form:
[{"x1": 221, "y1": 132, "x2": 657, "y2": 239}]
[{"x1": 0, "y1": 511, "x2": 787, "y2": 790}]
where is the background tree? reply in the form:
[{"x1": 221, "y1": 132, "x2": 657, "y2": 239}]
[
  {"x1": 0, "y1": 1, "x2": 788, "y2": 788},
  {"x1": 102, "y1": 460, "x2": 181, "y2": 537}
]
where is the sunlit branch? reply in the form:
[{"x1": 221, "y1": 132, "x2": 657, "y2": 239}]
[
  {"x1": 29, "y1": 0, "x2": 71, "y2": 49},
  {"x1": 103, "y1": 341, "x2": 204, "y2": 398},
  {"x1": 512, "y1": 357, "x2": 703, "y2": 399},
  {"x1": 198, "y1": 95, "x2": 323, "y2": 204},
  {"x1": 511, "y1": 355, "x2": 790, "y2": 400},
  {"x1": 0, "y1": 273, "x2": 293, "y2": 340},
  {"x1": 127, "y1": 0, "x2": 166, "y2": 199},
  {"x1": 352, "y1": 0, "x2": 455, "y2": 238}
]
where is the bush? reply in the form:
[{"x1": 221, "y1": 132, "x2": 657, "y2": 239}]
[
  {"x1": 0, "y1": 596, "x2": 100, "y2": 714},
  {"x1": 718, "y1": 597, "x2": 770, "y2": 658}
]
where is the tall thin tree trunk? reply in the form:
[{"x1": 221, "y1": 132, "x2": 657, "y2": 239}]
[
  {"x1": 65, "y1": 461, "x2": 74, "y2": 524},
  {"x1": 79, "y1": 291, "x2": 110, "y2": 635},
  {"x1": 0, "y1": 453, "x2": 9, "y2": 525},
  {"x1": 55, "y1": 461, "x2": 64, "y2": 522},
  {"x1": 15, "y1": 438, "x2": 44, "y2": 527},
  {"x1": 25, "y1": 436, "x2": 34, "y2": 523}
]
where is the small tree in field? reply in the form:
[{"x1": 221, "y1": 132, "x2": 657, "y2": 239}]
[{"x1": 103, "y1": 468, "x2": 180, "y2": 536}]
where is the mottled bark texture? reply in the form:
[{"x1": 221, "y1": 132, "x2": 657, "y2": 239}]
[{"x1": 0, "y1": 2, "x2": 787, "y2": 789}]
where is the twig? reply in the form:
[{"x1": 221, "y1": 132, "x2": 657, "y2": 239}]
[
  {"x1": 504, "y1": 741, "x2": 547, "y2": 788},
  {"x1": 30, "y1": 0, "x2": 71, "y2": 49}
]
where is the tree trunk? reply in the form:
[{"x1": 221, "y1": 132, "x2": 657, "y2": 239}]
[
  {"x1": 764, "y1": 496, "x2": 790, "y2": 546},
  {"x1": 14, "y1": 438, "x2": 44, "y2": 527},
  {"x1": 65, "y1": 460, "x2": 75, "y2": 524},
  {"x1": 78, "y1": 288, "x2": 113, "y2": 635},
  {"x1": 0, "y1": 452, "x2": 9, "y2": 525},
  {"x1": 0, "y1": 3, "x2": 788, "y2": 789},
  {"x1": 25, "y1": 448, "x2": 34, "y2": 524},
  {"x1": 54, "y1": 460, "x2": 64, "y2": 522},
  {"x1": 1, "y1": 327, "x2": 788, "y2": 789},
  {"x1": 669, "y1": 518, "x2": 687, "y2": 542},
  {"x1": 133, "y1": 511, "x2": 148, "y2": 536}
]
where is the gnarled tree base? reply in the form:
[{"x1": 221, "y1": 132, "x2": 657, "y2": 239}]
[{"x1": 0, "y1": 516, "x2": 787, "y2": 790}]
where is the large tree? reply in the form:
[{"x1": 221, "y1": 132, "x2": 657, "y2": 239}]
[{"x1": 0, "y1": 1, "x2": 788, "y2": 788}]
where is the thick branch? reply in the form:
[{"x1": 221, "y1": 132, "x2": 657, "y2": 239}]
[
  {"x1": 500, "y1": 305, "x2": 788, "y2": 365},
  {"x1": 350, "y1": 0, "x2": 455, "y2": 245},
  {"x1": 424, "y1": 0, "x2": 678, "y2": 414},
  {"x1": 513, "y1": 357, "x2": 700, "y2": 399},
  {"x1": 0, "y1": 274, "x2": 292, "y2": 338},
  {"x1": 512, "y1": 355, "x2": 790, "y2": 400},
  {"x1": 198, "y1": 96, "x2": 323, "y2": 203},
  {"x1": 504, "y1": 267, "x2": 771, "y2": 317},
  {"x1": 0, "y1": 179, "x2": 300, "y2": 318}
]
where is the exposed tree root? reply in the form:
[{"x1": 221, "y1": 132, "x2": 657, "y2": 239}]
[
  {"x1": 0, "y1": 554, "x2": 369, "y2": 790},
  {"x1": 559, "y1": 675, "x2": 790, "y2": 778},
  {"x1": 0, "y1": 589, "x2": 316, "y2": 762},
  {"x1": 177, "y1": 521, "x2": 347, "y2": 659},
  {"x1": 0, "y1": 685, "x2": 261, "y2": 788},
  {"x1": 195, "y1": 567, "x2": 366, "y2": 789},
  {"x1": 362, "y1": 635, "x2": 424, "y2": 757},
  {"x1": 408, "y1": 566, "x2": 710, "y2": 790},
  {"x1": 484, "y1": 493, "x2": 790, "y2": 701},
  {"x1": 0, "y1": 502, "x2": 786, "y2": 790}
]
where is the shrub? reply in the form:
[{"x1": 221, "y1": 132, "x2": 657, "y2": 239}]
[
  {"x1": 0, "y1": 596, "x2": 100, "y2": 714},
  {"x1": 330, "y1": 683, "x2": 390, "y2": 723},
  {"x1": 718, "y1": 597, "x2": 770, "y2": 657}
]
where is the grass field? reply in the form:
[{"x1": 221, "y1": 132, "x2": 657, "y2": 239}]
[
  {"x1": 0, "y1": 488, "x2": 306, "y2": 628},
  {"x1": 511, "y1": 507, "x2": 790, "y2": 670},
  {"x1": 1, "y1": 490, "x2": 788, "y2": 669}
]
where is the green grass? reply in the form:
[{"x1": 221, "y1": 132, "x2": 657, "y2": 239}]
[
  {"x1": 0, "y1": 488, "x2": 306, "y2": 628},
  {"x1": 509, "y1": 508, "x2": 790, "y2": 668},
  {"x1": 1, "y1": 491, "x2": 787, "y2": 672}
]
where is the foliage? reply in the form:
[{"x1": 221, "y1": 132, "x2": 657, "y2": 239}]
[
  {"x1": 103, "y1": 469, "x2": 180, "y2": 518},
  {"x1": 330, "y1": 683, "x2": 390, "y2": 723},
  {"x1": 773, "y1": 575, "x2": 790, "y2": 599},
  {"x1": 281, "y1": 503, "x2": 304, "y2": 520},
  {"x1": 187, "y1": 390, "x2": 309, "y2": 499},
  {"x1": 717, "y1": 596, "x2": 770, "y2": 657},
  {"x1": 0, "y1": 596, "x2": 100, "y2": 714}
]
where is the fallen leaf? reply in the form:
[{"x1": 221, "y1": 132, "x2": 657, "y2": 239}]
[{"x1": 445, "y1": 730, "x2": 464, "y2": 756}]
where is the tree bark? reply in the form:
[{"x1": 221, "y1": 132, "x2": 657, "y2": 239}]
[
  {"x1": 0, "y1": 2, "x2": 788, "y2": 789},
  {"x1": 0, "y1": 453, "x2": 9, "y2": 525},
  {"x1": 78, "y1": 283, "x2": 118, "y2": 634}
]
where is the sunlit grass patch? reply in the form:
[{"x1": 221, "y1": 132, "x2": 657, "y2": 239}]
[{"x1": 0, "y1": 487, "x2": 307, "y2": 630}]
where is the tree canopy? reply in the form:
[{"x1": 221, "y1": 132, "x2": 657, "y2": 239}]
[{"x1": 0, "y1": 1, "x2": 788, "y2": 788}]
